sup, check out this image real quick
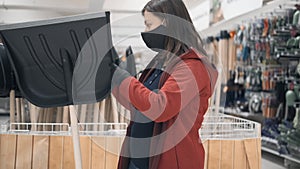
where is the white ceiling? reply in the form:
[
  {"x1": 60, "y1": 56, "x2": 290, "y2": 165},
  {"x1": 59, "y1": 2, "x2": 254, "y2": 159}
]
[
  {"x1": 103, "y1": 0, "x2": 149, "y2": 12},
  {"x1": 0, "y1": 0, "x2": 206, "y2": 22}
]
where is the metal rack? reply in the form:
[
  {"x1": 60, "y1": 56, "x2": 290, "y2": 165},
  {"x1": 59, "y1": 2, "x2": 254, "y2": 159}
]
[
  {"x1": 200, "y1": 112, "x2": 261, "y2": 141},
  {"x1": 9, "y1": 122, "x2": 70, "y2": 135},
  {"x1": 1, "y1": 122, "x2": 127, "y2": 136},
  {"x1": 2, "y1": 112, "x2": 261, "y2": 141},
  {"x1": 78, "y1": 122, "x2": 127, "y2": 136}
]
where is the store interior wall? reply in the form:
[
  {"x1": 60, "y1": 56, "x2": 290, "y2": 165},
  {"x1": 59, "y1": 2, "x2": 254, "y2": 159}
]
[
  {"x1": 0, "y1": 0, "x2": 275, "y2": 58},
  {"x1": 0, "y1": 0, "x2": 215, "y2": 60}
]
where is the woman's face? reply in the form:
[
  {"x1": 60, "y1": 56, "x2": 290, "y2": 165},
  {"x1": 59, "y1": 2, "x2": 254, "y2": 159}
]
[{"x1": 143, "y1": 10, "x2": 163, "y2": 32}]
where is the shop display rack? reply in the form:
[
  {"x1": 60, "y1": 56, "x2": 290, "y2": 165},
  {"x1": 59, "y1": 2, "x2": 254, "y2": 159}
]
[
  {"x1": 1, "y1": 122, "x2": 127, "y2": 136},
  {"x1": 199, "y1": 111, "x2": 262, "y2": 169},
  {"x1": 222, "y1": 107, "x2": 264, "y2": 124},
  {"x1": 202, "y1": 0, "x2": 300, "y2": 167},
  {"x1": 0, "y1": 122, "x2": 127, "y2": 169},
  {"x1": 223, "y1": 108, "x2": 300, "y2": 166},
  {"x1": 200, "y1": 112, "x2": 261, "y2": 141},
  {"x1": 0, "y1": 112, "x2": 261, "y2": 169}
]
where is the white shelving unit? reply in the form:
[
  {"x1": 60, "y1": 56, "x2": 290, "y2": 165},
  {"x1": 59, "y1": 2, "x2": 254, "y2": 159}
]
[
  {"x1": 1, "y1": 122, "x2": 127, "y2": 136},
  {"x1": 200, "y1": 113, "x2": 261, "y2": 141}
]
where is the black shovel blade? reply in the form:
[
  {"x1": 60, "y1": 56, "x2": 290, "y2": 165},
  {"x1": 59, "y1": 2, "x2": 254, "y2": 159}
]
[
  {"x1": 0, "y1": 12, "x2": 115, "y2": 107},
  {"x1": 0, "y1": 43, "x2": 11, "y2": 97}
]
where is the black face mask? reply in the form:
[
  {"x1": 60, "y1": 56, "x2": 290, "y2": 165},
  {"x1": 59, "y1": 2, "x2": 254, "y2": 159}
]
[{"x1": 141, "y1": 25, "x2": 167, "y2": 52}]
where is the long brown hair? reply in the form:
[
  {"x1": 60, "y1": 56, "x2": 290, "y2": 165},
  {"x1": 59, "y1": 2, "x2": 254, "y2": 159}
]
[{"x1": 142, "y1": 0, "x2": 207, "y2": 60}]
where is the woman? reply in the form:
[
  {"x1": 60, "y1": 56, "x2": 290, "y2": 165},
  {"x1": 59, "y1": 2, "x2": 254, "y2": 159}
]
[{"x1": 111, "y1": 0, "x2": 218, "y2": 168}]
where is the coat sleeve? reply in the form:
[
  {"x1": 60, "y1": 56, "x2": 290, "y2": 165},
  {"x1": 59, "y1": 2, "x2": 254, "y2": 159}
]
[{"x1": 113, "y1": 59, "x2": 211, "y2": 123}]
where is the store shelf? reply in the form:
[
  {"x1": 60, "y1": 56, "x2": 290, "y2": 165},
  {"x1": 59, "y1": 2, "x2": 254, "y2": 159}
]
[
  {"x1": 262, "y1": 136, "x2": 279, "y2": 145},
  {"x1": 201, "y1": 113, "x2": 261, "y2": 140},
  {"x1": 277, "y1": 54, "x2": 300, "y2": 60},
  {"x1": 262, "y1": 146, "x2": 281, "y2": 156},
  {"x1": 262, "y1": 146, "x2": 300, "y2": 164},
  {"x1": 223, "y1": 108, "x2": 264, "y2": 124},
  {"x1": 262, "y1": 136, "x2": 300, "y2": 164},
  {"x1": 4, "y1": 122, "x2": 128, "y2": 136},
  {"x1": 201, "y1": 0, "x2": 300, "y2": 167},
  {"x1": 0, "y1": 109, "x2": 8, "y2": 114}
]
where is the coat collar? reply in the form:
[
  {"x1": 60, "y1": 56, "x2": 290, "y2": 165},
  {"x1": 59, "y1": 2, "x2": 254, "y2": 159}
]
[{"x1": 179, "y1": 47, "x2": 206, "y2": 60}]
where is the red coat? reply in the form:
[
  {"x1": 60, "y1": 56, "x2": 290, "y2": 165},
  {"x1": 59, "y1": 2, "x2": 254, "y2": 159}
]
[{"x1": 114, "y1": 48, "x2": 218, "y2": 169}]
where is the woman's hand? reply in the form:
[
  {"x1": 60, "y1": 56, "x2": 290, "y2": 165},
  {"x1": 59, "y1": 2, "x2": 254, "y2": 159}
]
[{"x1": 111, "y1": 63, "x2": 131, "y2": 89}]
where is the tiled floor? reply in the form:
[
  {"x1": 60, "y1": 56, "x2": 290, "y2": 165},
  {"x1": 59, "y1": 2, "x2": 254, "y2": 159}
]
[{"x1": 262, "y1": 151, "x2": 285, "y2": 169}]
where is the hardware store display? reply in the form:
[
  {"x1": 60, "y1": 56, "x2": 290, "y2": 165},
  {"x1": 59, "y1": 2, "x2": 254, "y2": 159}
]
[{"x1": 203, "y1": 0, "x2": 300, "y2": 167}]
